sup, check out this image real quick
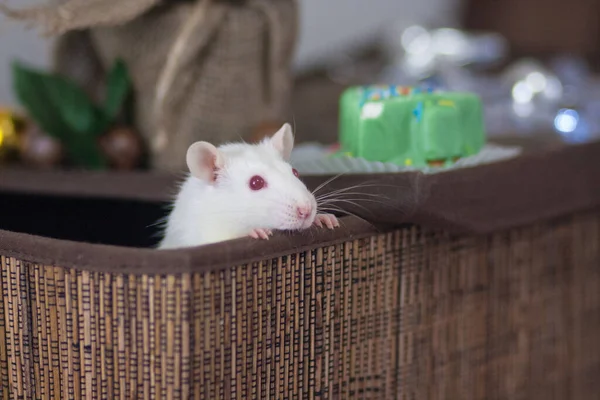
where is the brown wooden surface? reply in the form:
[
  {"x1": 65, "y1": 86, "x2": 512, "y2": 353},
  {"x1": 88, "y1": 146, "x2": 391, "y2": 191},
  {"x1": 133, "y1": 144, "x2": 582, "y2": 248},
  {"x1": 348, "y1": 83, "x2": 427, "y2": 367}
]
[{"x1": 464, "y1": 0, "x2": 600, "y2": 67}]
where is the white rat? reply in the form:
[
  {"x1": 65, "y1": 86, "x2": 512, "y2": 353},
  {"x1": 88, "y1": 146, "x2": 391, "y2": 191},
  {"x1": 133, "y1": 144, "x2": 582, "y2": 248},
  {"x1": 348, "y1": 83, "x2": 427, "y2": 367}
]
[{"x1": 158, "y1": 123, "x2": 339, "y2": 249}]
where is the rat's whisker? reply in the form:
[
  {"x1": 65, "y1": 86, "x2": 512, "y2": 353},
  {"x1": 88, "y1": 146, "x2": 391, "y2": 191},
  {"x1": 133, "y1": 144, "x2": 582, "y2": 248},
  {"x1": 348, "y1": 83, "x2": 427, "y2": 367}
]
[
  {"x1": 314, "y1": 183, "x2": 395, "y2": 199},
  {"x1": 319, "y1": 199, "x2": 372, "y2": 214},
  {"x1": 316, "y1": 191, "x2": 391, "y2": 202},
  {"x1": 318, "y1": 190, "x2": 390, "y2": 197},
  {"x1": 342, "y1": 178, "x2": 404, "y2": 188},
  {"x1": 318, "y1": 206, "x2": 365, "y2": 222},
  {"x1": 318, "y1": 200, "x2": 371, "y2": 214},
  {"x1": 146, "y1": 219, "x2": 167, "y2": 229},
  {"x1": 318, "y1": 194, "x2": 392, "y2": 205},
  {"x1": 320, "y1": 197, "x2": 405, "y2": 213},
  {"x1": 320, "y1": 197, "x2": 391, "y2": 206},
  {"x1": 315, "y1": 183, "x2": 372, "y2": 195},
  {"x1": 311, "y1": 173, "x2": 345, "y2": 195}
]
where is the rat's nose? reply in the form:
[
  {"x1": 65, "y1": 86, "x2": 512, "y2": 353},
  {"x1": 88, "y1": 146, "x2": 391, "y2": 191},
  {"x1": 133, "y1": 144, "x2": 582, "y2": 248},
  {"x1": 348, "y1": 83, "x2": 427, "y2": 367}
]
[{"x1": 296, "y1": 204, "x2": 313, "y2": 220}]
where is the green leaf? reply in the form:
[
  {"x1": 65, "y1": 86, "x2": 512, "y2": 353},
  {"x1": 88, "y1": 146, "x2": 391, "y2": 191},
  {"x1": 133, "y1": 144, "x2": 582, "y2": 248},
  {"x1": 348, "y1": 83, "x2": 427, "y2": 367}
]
[
  {"x1": 12, "y1": 61, "x2": 107, "y2": 169},
  {"x1": 12, "y1": 62, "x2": 72, "y2": 142},
  {"x1": 103, "y1": 59, "x2": 131, "y2": 124},
  {"x1": 13, "y1": 62, "x2": 100, "y2": 135},
  {"x1": 69, "y1": 135, "x2": 106, "y2": 169}
]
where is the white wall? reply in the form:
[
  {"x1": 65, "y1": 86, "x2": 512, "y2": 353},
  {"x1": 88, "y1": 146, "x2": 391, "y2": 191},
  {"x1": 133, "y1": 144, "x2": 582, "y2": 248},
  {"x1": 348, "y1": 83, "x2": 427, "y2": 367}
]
[
  {"x1": 0, "y1": 0, "x2": 462, "y2": 105},
  {"x1": 294, "y1": 0, "x2": 463, "y2": 71},
  {"x1": 0, "y1": 0, "x2": 53, "y2": 105}
]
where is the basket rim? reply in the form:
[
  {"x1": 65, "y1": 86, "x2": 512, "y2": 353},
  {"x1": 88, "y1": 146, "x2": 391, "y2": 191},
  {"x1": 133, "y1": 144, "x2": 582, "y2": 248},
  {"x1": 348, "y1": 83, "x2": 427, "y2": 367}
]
[
  {"x1": 0, "y1": 216, "x2": 381, "y2": 274},
  {"x1": 1, "y1": 138, "x2": 600, "y2": 274}
]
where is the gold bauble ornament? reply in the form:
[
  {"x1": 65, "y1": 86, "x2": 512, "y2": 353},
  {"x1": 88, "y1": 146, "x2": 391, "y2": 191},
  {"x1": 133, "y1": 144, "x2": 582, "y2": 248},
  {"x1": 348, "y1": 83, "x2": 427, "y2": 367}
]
[{"x1": 0, "y1": 108, "x2": 26, "y2": 162}]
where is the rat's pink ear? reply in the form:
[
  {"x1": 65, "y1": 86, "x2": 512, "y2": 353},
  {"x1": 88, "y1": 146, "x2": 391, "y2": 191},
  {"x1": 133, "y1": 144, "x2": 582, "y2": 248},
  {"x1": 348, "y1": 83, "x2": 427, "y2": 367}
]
[
  {"x1": 186, "y1": 141, "x2": 224, "y2": 183},
  {"x1": 269, "y1": 123, "x2": 294, "y2": 161}
]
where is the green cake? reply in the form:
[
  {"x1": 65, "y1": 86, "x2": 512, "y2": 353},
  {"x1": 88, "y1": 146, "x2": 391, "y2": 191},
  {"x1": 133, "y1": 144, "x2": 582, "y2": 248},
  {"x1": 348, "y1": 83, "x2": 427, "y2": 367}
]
[{"x1": 337, "y1": 85, "x2": 486, "y2": 167}]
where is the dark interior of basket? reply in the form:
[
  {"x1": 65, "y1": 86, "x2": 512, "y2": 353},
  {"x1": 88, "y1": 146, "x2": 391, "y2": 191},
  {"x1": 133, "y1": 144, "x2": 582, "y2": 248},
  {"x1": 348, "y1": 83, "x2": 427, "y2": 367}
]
[{"x1": 0, "y1": 191, "x2": 166, "y2": 248}]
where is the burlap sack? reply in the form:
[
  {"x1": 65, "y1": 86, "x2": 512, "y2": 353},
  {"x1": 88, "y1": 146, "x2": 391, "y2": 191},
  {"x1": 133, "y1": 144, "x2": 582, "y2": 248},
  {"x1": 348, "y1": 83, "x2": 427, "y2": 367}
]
[{"x1": 1, "y1": 0, "x2": 298, "y2": 171}]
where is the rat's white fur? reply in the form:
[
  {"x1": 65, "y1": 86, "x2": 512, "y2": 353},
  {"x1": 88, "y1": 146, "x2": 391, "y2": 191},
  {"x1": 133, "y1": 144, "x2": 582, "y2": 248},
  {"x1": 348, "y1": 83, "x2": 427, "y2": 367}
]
[{"x1": 158, "y1": 124, "x2": 320, "y2": 249}]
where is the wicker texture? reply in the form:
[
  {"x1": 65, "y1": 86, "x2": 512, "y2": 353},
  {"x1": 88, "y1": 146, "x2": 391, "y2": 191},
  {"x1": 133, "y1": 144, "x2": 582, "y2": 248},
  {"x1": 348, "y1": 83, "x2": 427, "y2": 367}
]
[{"x1": 2, "y1": 211, "x2": 600, "y2": 399}]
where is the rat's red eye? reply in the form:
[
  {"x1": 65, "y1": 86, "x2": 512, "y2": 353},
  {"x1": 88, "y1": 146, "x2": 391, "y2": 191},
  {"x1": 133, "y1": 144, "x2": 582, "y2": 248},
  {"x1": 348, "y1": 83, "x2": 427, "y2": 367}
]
[
  {"x1": 292, "y1": 168, "x2": 299, "y2": 178},
  {"x1": 249, "y1": 175, "x2": 266, "y2": 191}
]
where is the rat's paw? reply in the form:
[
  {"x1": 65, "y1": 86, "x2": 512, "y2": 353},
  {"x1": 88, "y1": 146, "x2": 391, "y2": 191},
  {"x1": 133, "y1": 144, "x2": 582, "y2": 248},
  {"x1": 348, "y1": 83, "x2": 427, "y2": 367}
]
[
  {"x1": 313, "y1": 213, "x2": 340, "y2": 230},
  {"x1": 249, "y1": 228, "x2": 273, "y2": 240}
]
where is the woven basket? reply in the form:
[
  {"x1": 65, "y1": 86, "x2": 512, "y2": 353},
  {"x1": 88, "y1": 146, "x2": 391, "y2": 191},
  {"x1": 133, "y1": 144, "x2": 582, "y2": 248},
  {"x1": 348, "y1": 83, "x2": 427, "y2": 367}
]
[{"x1": 1, "y1": 140, "x2": 600, "y2": 399}]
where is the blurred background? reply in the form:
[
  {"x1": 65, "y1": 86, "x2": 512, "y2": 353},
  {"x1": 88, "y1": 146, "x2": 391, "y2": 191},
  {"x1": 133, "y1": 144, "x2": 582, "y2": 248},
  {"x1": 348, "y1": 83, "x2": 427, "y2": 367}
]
[
  {"x1": 1, "y1": 0, "x2": 600, "y2": 170},
  {"x1": 1, "y1": 0, "x2": 464, "y2": 104}
]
